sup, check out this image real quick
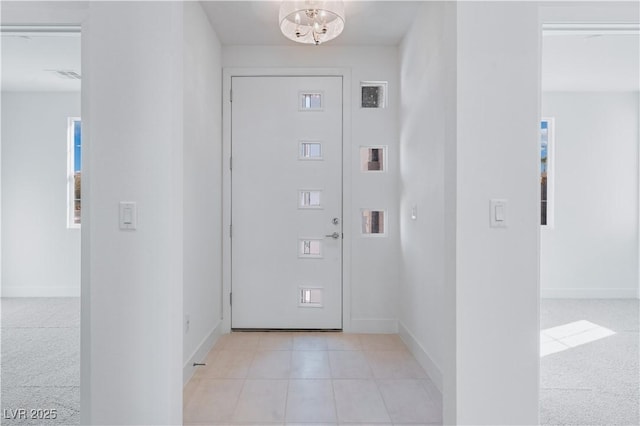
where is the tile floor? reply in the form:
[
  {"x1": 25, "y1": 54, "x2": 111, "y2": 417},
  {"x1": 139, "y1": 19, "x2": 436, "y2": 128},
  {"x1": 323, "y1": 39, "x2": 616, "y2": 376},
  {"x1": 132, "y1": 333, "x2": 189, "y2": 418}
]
[{"x1": 183, "y1": 332, "x2": 442, "y2": 425}]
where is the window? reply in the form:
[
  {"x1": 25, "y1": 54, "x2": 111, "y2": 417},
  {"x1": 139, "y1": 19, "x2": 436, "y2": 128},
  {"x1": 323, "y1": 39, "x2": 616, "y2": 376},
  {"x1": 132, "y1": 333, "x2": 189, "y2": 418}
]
[
  {"x1": 540, "y1": 118, "x2": 554, "y2": 227},
  {"x1": 360, "y1": 146, "x2": 387, "y2": 172},
  {"x1": 299, "y1": 142, "x2": 323, "y2": 160},
  {"x1": 360, "y1": 81, "x2": 387, "y2": 108},
  {"x1": 68, "y1": 118, "x2": 81, "y2": 227},
  {"x1": 361, "y1": 209, "x2": 386, "y2": 236},
  {"x1": 299, "y1": 287, "x2": 323, "y2": 308},
  {"x1": 299, "y1": 92, "x2": 323, "y2": 110},
  {"x1": 299, "y1": 190, "x2": 322, "y2": 209},
  {"x1": 299, "y1": 239, "x2": 322, "y2": 258}
]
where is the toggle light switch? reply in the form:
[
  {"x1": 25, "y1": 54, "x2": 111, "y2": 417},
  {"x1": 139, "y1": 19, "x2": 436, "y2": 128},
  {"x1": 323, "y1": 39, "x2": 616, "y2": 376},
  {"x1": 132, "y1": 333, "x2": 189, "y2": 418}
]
[
  {"x1": 411, "y1": 204, "x2": 418, "y2": 221},
  {"x1": 490, "y1": 199, "x2": 507, "y2": 228},
  {"x1": 119, "y1": 202, "x2": 137, "y2": 230}
]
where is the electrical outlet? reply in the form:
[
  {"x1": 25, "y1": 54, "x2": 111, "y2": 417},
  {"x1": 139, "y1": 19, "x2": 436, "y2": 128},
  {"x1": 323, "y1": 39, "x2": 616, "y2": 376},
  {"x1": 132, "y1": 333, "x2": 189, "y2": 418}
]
[{"x1": 185, "y1": 314, "x2": 190, "y2": 334}]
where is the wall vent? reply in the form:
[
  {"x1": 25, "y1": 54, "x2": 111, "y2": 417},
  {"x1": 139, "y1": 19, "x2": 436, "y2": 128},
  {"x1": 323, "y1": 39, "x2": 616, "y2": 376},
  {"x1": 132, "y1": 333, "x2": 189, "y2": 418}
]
[{"x1": 47, "y1": 69, "x2": 81, "y2": 80}]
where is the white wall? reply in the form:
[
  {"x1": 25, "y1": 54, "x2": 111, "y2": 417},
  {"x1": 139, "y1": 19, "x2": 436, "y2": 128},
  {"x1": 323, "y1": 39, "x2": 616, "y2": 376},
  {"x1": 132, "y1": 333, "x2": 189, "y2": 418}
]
[
  {"x1": 182, "y1": 1, "x2": 224, "y2": 384},
  {"x1": 1, "y1": 92, "x2": 81, "y2": 297},
  {"x1": 222, "y1": 46, "x2": 400, "y2": 333},
  {"x1": 455, "y1": 2, "x2": 540, "y2": 424},
  {"x1": 541, "y1": 92, "x2": 639, "y2": 298},
  {"x1": 81, "y1": 2, "x2": 183, "y2": 424},
  {"x1": 397, "y1": 0, "x2": 456, "y2": 394}
]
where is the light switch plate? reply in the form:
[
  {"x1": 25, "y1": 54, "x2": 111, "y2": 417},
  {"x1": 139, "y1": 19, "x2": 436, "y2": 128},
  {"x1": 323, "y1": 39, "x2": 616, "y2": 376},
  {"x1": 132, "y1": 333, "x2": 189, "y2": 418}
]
[
  {"x1": 119, "y1": 201, "x2": 137, "y2": 230},
  {"x1": 490, "y1": 199, "x2": 507, "y2": 228},
  {"x1": 411, "y1": 204, "x2": 418, "y2": 220}
]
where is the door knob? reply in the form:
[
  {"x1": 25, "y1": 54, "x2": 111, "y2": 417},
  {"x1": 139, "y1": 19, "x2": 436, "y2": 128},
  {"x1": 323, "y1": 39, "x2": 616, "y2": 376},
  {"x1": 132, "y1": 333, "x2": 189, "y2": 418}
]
[{"x1": 325, "y1": 232, "x2": 340, "y2": 239}]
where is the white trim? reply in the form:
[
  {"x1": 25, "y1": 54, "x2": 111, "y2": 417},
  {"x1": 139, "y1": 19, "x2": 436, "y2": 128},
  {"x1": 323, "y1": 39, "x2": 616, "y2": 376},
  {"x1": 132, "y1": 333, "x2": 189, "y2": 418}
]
[
  {"x1": 222, "y1": 67, "x2": 352, "y2": 333},
  {"x1": 349, "y1": 318, "x2": 397, "y2": 334},
  {"x1": 398, "y1": 321, "x2": 443, "y2": 393},
  {"x1": 541, "y1": 288, "x2": 640, "y2": 299},
  {"x1": 183, "y1": 320, "x2": 223, "y2": 386},
  {"x1": 1, "y1": 286, "x2": 80, "y2": 297}
]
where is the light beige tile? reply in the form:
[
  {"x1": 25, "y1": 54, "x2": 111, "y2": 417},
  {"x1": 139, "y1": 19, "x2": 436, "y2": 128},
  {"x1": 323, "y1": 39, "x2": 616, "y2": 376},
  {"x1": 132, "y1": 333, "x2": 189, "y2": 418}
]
[
  {"x1": 332, "y1": 379, "x2": 391, "y2": 423},
  {"x1": 183, "y1": 379, "x2": 244, "y2": 424},
  {"x1": 365, "y1": 350, "x2": 427, "y2": 379},
  {"x1": 377, "y1": 379, "x2": 442, "y2": 424},
  {"x1": 183, "y1": 377, "x2": 201, "y2": 409},
  {"x1": 359, "y1": 333, "x2": 405, "y2": 351},
  {"x1": 247, "y1": 350, "x2": 292, "y2": 379},
  {"x1": 259, "y1": 332, "x2": 293, "y2": 350},
  {"x1": 285, "y1": 380, "x2": 337, "y2": 423},
  {"x1": 217, "y1": 332, "x2": 262, "y2": 350},
  {"x1": 232, "y1": 379, "x2": 288, "y2": 423},
  {"x1": 293, "y1": 333, "x2": 328, "y2": 350},
  {"x1": 286, "y1": 424, "x2": 338, "y2": 426},
  {"x1": 328, "y1": 351, "x2": 372, "y2": 378},
  {"x1": 196, "y1": 350, "x2": 254, "y2": 379},
  {"x1": 285, "y1": 424, "x2": 338, "y2": 426},
  {"x1": 290, "y1": 351, "x2": 331, "y2": 379},
  {"x1": 325, "y1": 333, "x2": 362, "y2": 351}
]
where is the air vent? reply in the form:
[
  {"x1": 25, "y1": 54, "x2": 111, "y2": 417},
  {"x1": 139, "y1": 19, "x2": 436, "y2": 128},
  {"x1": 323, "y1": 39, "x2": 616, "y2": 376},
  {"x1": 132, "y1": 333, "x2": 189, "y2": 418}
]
[{"x1": 47, "y1": 70, "x2": 81, "y2": 80}]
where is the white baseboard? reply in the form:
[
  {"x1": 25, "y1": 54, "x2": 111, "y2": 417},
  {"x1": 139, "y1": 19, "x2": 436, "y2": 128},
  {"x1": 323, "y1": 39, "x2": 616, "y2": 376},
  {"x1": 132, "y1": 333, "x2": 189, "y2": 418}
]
[
  {"x1": 183, "y1": 320, "x2": 223, "y2": 386},
  {"x1": 1, "y1": 286, "x2": 80, "y2": 297},
  {"x1": 541, "y1": 288, "x2": 639, "y2": 299},
  {"x1": 398, "y1": 321, "x2": 443, "y2": 393},
  {"x1": 348, "y1": 318, "x2": 398, "y2": 333}
]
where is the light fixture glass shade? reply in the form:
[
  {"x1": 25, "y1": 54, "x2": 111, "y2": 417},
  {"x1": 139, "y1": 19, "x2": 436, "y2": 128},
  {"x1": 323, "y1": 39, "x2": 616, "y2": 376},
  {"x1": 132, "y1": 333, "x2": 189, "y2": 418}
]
[{"x1": 279, "y1": 0, "x2": 345, "y2": 45}]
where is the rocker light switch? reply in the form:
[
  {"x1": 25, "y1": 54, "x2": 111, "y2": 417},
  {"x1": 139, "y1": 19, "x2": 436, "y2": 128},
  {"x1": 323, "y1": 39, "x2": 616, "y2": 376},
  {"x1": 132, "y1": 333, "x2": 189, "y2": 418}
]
[
  {"x1": 119, "y1": 202, "x2": 137, "y2": 230},
  {"x1": 490, "y1": 199, "x2": 507, "y2": 228}
]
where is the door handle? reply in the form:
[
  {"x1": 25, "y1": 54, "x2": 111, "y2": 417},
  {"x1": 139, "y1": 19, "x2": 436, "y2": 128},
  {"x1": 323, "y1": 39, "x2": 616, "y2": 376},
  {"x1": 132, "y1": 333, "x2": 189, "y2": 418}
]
[{"x1": 325, "y1": 232, "x2": 340, "y2": 239}]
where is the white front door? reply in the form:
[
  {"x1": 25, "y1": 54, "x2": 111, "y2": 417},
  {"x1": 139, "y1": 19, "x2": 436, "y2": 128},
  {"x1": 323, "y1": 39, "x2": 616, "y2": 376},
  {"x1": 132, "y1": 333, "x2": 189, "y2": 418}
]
[{"x1": 231, "y1": 75, "x2": 343, "y2": 329}]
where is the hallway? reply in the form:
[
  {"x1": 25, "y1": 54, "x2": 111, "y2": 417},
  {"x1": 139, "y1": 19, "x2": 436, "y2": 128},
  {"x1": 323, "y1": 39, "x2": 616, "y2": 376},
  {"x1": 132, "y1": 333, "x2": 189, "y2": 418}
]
[{"x1": 183, "y1": 332, "x2": 442, "y2": 425}]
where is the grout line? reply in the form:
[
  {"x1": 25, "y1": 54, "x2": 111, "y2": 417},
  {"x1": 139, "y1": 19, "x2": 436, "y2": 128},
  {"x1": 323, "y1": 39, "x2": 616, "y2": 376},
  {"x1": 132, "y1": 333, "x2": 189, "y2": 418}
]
[
  {"x1": 330, "y1": 377, "x2": 340, "y2": 423},
  {"x1": 373, "y1": 378, "x2": 394, "y2": 424}
]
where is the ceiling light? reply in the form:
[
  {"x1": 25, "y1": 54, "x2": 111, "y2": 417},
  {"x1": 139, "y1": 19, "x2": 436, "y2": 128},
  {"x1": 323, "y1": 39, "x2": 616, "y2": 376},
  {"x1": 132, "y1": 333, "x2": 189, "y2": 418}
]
[{"x1": 279, "y1": 0, "x2": 345, "y2": 45}]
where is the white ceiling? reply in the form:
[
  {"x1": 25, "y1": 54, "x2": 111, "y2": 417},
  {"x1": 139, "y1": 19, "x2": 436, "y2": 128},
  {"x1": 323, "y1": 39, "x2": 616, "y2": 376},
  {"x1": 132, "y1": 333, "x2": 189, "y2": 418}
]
[
  {"x1": 1, "y1": 32, "x2": 81, "y2": 92},
  {"x1": 0, "y1": 1, "x2": 637, "y2": 92},
  {"x1": 542, "y1": 33, "x2": 639, "y2": 92},
  {"x1": 200, "y1": 1, "x2": 421, "y2": 46}
]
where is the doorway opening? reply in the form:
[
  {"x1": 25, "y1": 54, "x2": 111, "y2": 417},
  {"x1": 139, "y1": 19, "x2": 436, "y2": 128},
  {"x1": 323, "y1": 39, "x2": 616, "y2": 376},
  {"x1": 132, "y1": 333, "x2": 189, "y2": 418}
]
[
  {"x1": 1, "y1": 25, "x2": 82, "y2": 425},
  {"x1": 539, "y1": 21, "x2": 640, "y2": 425}
]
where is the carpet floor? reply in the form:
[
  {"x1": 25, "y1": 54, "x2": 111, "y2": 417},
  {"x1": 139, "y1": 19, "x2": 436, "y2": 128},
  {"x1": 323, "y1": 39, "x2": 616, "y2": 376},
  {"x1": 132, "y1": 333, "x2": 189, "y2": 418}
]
[
  {"x1": 1, "y1": 298, "x2": 80, "y2": 425},
  {"x1": 540, "y1": 299, "x2": 639, "y2": 426}
]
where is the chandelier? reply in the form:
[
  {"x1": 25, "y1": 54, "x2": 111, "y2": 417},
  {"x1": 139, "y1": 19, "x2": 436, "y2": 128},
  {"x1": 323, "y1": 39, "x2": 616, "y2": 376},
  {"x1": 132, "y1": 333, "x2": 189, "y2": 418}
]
[{"x1": 279, "y1": 1, "x2": 346, "y2": 45}]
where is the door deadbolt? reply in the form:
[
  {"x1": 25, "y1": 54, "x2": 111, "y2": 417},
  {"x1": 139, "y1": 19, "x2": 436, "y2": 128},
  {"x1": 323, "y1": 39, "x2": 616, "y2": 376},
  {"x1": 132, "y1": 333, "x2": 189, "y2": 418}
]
[{"x1": 331, "y1": 217, "x2": 340, "y2": 225}]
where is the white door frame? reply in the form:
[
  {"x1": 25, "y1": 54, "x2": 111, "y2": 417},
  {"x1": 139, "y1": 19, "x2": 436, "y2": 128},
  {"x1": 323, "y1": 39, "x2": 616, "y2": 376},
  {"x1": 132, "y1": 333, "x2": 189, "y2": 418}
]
[{"x1": 221, "y1": 67, "x2": 353, "y2": 333}]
